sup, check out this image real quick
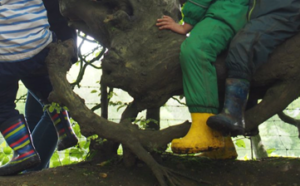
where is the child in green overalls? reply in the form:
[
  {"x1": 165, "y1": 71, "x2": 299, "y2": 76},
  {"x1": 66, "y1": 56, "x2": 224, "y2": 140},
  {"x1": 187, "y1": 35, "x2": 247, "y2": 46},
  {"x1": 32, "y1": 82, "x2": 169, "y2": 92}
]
[{"x1": 157, "y1": 0, "x2": 249, "y2": 159}]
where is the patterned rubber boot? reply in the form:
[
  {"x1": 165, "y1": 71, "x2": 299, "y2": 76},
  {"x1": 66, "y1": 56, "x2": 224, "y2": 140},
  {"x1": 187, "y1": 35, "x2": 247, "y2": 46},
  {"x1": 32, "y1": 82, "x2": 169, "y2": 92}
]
[
  {"x1": 0, "y1": 115, "x2": 40, "y2": 175},
  {"x1": 47, "y1": 108, "x2": 78, "y2": 151},
  {"x1": 198, "y1": 136, "x2": 238, "y2": 160},
  {"x1": 207, "y1": 78, "x2": 250, "y2": 136},
  {"x1": 171, "y1": 113, "x2": 225, "y2": 154}
]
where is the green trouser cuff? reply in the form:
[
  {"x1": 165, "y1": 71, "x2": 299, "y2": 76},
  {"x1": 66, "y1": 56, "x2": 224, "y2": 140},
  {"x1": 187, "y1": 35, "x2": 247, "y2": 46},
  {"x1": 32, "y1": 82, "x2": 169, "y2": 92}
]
[{"x1": 188, "y1": 106, "x2": 219, "y2": 114}]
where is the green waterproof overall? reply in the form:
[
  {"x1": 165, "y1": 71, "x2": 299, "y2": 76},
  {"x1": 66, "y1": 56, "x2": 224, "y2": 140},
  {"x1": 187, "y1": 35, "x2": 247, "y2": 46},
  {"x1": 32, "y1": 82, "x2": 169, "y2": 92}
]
[{"x1": 180, "y1": 0, "x2": 249, "y2": 114}]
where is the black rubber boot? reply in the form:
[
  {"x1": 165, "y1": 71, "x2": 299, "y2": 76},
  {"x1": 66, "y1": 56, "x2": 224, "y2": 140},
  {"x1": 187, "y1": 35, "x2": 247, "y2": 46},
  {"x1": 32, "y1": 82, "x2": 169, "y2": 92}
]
[
  {"x1": 207, "y1": 78, "x2": 250, "y2": 136},
  {"x1": 0, "y1": 115, "x2": 40, "y2": 175},
  {"x1": 47, "y1": 108, "x2": 78, "y2": 151}
]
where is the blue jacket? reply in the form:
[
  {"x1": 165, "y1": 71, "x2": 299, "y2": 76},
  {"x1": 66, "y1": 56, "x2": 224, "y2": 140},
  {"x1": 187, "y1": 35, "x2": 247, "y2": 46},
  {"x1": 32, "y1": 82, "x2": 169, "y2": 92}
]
[
  {"x1": 225, "y1": 0, "x2": 300, "y2": 80},
  {"x1": 249, "y1": 0, "x2": 300, "y2": 21}
]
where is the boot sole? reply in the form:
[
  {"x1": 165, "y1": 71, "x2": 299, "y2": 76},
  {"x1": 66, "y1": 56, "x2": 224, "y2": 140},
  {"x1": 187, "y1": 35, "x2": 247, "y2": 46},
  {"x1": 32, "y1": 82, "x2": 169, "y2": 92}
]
[
  {"x1": 172, "y1": 145, "x2": 222, "y2": 154},
  {"x1": 207, "y1": 117, "x2": 244, "y2": 137},
  {"x1": 57, "y1": 137, "x2": 78, "y2": 151},
  {"x1": 0, "y1": 155, "x2": 41, "y2": 176}
]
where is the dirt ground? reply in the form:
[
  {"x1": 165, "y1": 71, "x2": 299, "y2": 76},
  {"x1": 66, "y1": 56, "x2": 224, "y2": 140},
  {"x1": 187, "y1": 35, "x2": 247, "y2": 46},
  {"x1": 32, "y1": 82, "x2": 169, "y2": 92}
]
[{"x1": 0, "y1": 155, "x2": 299, "y2": 186}]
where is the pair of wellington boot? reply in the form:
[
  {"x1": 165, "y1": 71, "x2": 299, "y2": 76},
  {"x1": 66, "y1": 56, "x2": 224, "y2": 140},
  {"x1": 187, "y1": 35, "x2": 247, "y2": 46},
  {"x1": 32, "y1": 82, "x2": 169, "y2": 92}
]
[
  {"x1": 172, "y1": 78, "x2": 250, "y2": 158},
  {"x1": 0, "y1": 110, "x2": 78, "y2": 176},
  {"x1": 171, "y1": 113, "x2": 237, "y2": 159}
]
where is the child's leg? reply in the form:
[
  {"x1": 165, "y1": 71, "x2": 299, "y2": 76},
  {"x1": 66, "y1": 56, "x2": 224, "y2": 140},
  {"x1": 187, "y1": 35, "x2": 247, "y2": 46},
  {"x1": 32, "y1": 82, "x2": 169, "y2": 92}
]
[
  {"x1": 0, "y1": 77, "x2": 40, "y2": 175},
  {"x1": 22, "y1": 75, "x2": 78, "y2": 151},
  {"x1": 47, "y1": 108, "x2": 78, "y2": 151},
  {"x1": 208, "y1": 13, "x2": 300, "y2": 135},
  {"x1": 172, "y1": 17, "x2": 236, "y2": 154},
  {"x1": 25, "y1": 92, "x2": 58, "y2": 170}
]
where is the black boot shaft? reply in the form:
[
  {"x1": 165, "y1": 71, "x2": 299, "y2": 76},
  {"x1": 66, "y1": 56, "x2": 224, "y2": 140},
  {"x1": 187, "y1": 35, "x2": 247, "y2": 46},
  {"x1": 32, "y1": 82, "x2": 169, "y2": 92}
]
[{"x1": 207, "y1": 78, "x2": 249, "y2": 136}]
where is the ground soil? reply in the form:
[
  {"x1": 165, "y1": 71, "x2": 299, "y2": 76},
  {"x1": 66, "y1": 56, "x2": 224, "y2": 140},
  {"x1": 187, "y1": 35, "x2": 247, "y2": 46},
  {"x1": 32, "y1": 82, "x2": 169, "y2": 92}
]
[{"x1": 0, "y1": 155, "x2": 299, "y2": 186}]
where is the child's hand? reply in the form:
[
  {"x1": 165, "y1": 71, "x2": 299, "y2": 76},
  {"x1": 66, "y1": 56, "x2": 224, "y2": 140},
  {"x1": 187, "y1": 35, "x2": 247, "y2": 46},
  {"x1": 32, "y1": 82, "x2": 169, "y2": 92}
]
[{"x1": 156, "y1": 15, "x2": 190, "y2": 35}]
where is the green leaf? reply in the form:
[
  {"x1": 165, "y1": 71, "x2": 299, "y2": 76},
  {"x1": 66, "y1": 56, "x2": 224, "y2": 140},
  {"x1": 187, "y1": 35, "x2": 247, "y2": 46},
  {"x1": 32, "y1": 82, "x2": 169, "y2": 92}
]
[
  {"x1": 72, "y1": 123, "x2": 82, "y2": 138},
  {"x1": 83, "y1": 140, "x2": 91, "y2": 149},
  {"x1": 87, "y1": 134, "x2": 98, "y2": 140},
  {"x1": 91, "y1": 89, "x2": 97, "y2": 93},
  {"x1": 61, "y1": 151, "x2": 71, "y2": 165},
  {"x1": 62, "y1": 158, "x2": 70, "y2": 165},
  {"x1": 1, "y1": 156, "x2": 9, "y2": 165},
  {"x1": 63, "y1": 106, "x2": 69, "y2": 111},
  {"x1": 243, "y1": 155, "x2": 249, "y2": 160},
  {"x1": 0, "y1": 142, "x2": 6, "y2": 148},
  {"x1": 235, "y1": 139, "x2": 246, "y2": 148},
  {"x1": 51, "y1": 160, "x2": 61, "y2": 168},
  {"x1": 266, "y1": 148, "x2": 276, "y2": 155},
  {"x1": 48, "y1": 105, "x2": 55, "y2": 113},
  {"x1": 0, "y1": 153, "x2": 5, "y2": 161},
  {"x1": 69, "y1": 149, "x2": 84, "y2": 159},
  {"x1": 3, "y1": 146, "x2": 12, "y2": 155},
  {"x1": 79, "y1": 141, "x2": 87, "y2": 149},
  {"x1": 117, "y1": 145, "x2": 123, "y2": 155},
  {"x1": 50, "y1": 152, "x2": 60, "y2": 167}
]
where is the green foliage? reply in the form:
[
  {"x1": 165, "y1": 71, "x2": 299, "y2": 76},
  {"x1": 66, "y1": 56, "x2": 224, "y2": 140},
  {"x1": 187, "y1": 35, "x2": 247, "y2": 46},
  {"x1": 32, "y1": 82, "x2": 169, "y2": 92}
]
[
  {"x1": 266, "y1": 148, "x2": 276, "y2": 155},
  {"x1": 179, "y1": 2, "x2": 185, "y2": 25},
  {"x1": 133, "y1": 116, "x2": 158, "y2": 129},
  {"x1": 90, "y1": 89, "x2": 98, "y2": 93},
  {"x1": 0, "y1": 142, "x2": 12, "y2": 166},
  {"x1": 243, "y1": 155, "x2": 249, "y2": 160},
  {"x1": 50, "y1": 119, "x2": 90, "y2": 168},
  {"x1": 43, "y1": 102, "x2": 69, "y2": 113},
  {"x1": 235, "y1": 139, "x2": 246, "y2": 148},
  {"x1": 109, "y1": 101, "x2": 128, "y2": 111},
  {"x1": 50, "y1": 152, "x2": 61, "y2": 167},
  {"x1": 117, "y1": 145, "x2": 123, "y2": 155}
]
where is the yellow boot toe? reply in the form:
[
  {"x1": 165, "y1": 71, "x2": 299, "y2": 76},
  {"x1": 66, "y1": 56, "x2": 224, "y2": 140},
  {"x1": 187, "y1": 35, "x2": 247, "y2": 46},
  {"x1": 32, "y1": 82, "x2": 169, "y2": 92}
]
[{"x1": 198, "y1": 136, "x2": 238, "y2": 160}]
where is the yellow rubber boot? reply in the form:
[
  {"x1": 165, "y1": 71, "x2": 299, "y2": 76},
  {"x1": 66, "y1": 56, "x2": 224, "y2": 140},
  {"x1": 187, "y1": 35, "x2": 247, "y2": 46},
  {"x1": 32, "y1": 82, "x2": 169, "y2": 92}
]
[
  {"x1": 198, "y1": 136, "x2": 238, "y2": 160},
  {"x1": 171, "y1": 113, "x2": 225, "y2": 154}
]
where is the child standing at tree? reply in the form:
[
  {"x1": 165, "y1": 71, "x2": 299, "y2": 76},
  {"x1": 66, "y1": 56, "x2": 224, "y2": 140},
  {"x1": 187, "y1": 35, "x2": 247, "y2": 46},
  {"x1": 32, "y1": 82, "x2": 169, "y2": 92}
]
[{"x1": 0, "y1": 0, "x2": 77, "y2": 175}]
